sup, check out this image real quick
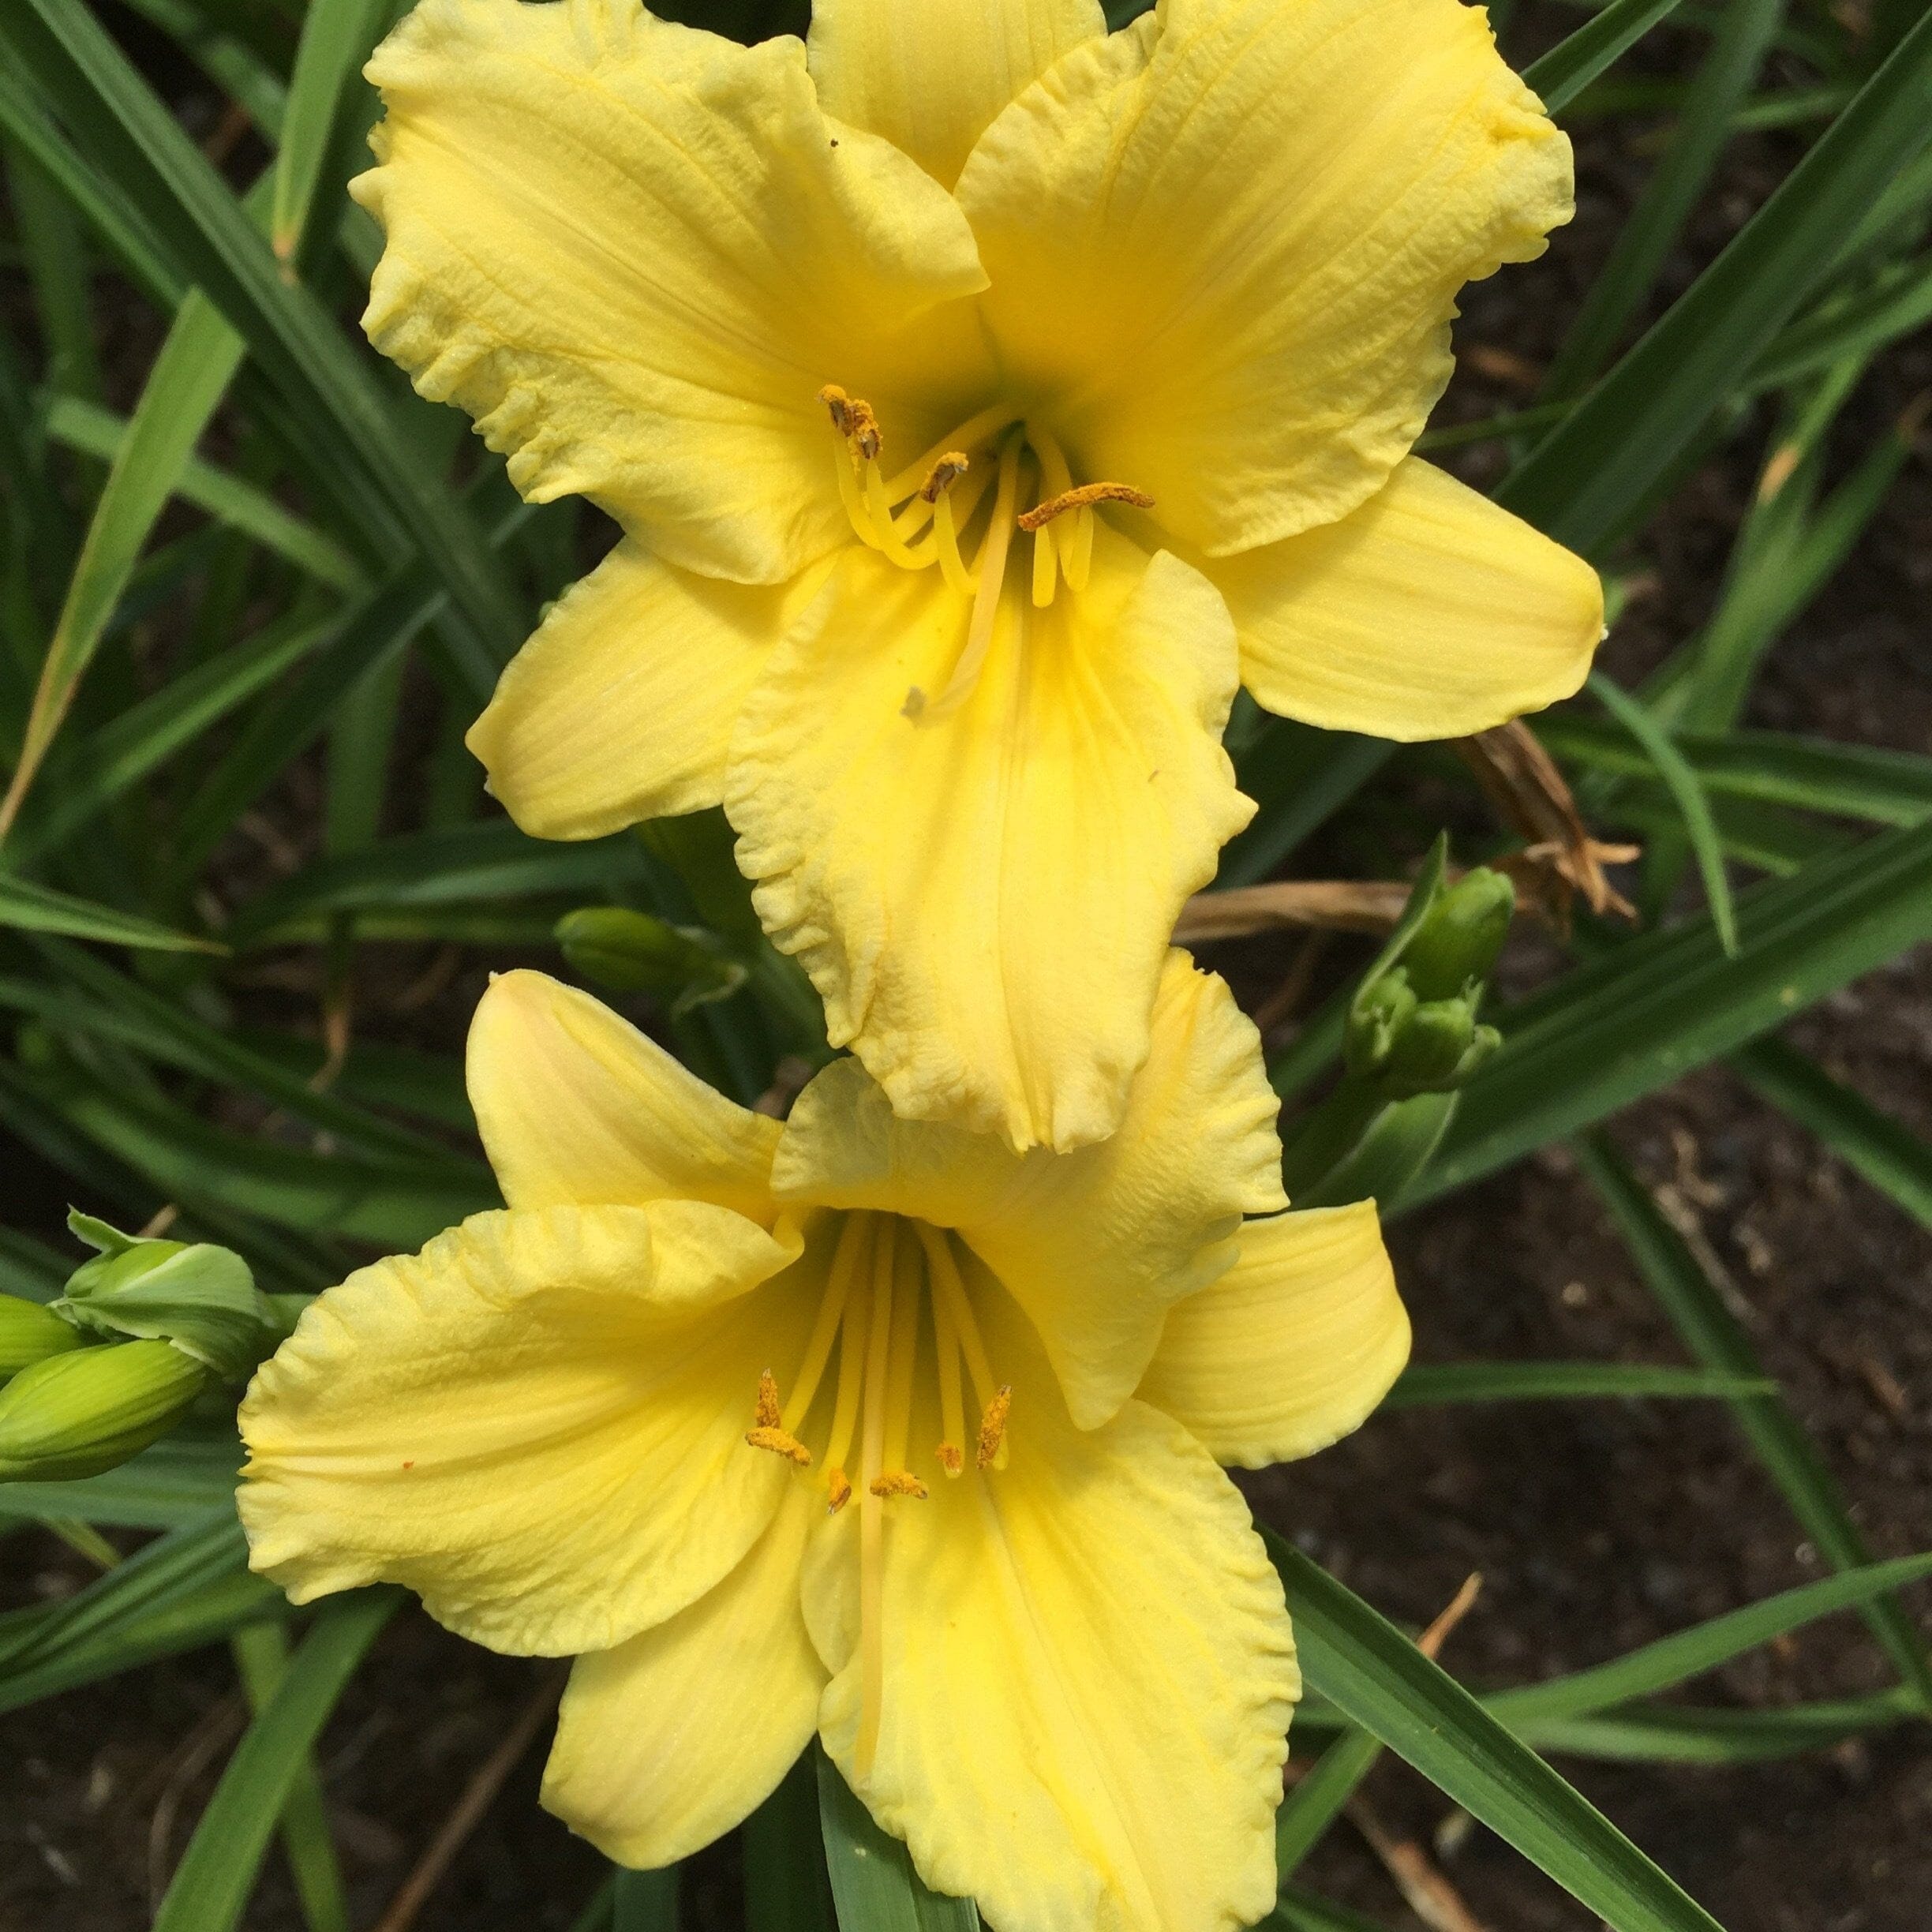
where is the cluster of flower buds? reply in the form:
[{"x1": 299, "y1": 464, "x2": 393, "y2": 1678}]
[
  {"x1": 0, "y1": 1213, "x2": 283, "y2": 1484},
  {"x1": 1344, "y1": 866, "x2": 1514, "y2": 1100}
]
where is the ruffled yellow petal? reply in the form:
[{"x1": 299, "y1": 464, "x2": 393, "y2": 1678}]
[
  {"x1": 801, "y1": 1286, "x2": 1297, "y2": 1932},
  {"x1": 955, "y1": 0, "x2": 1571, "y2": 556},
  {"x1": 541, "y1": 1479, "x2": 823, "y2": 1867},
  {"x1": 808, "y1": 0, "x2": 1103, "y2": 189},
  {"x1": 1137, "y1": 1203, "x2": 1409, "y2": 1470},
  {"x1": 467, "y1": 971, "x2": 781, "y2": 1224},
  {"x1": 239, "y1": 1202, "x2": 811, "y2": 1655},
  {"x1": 354, "y1": 0, "x2": 986, "y2": 585},
  {"x1": 728, "y1": 530, "x2": 1249, "y2": 1154},
  {"x1": 772, "y1": 953, "x2": 1285, "y2": 1428},
  {"x1": 468, "y1": 544, "x2": 831, "y2": 840},
  {"x1": 1208, "y1": 458, "x2": 1604, "y2": 739}
]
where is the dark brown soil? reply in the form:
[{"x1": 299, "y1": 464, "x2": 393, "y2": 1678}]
[{"x1": 4, "y1": 2, "x2": 1930, "y2": 1928}]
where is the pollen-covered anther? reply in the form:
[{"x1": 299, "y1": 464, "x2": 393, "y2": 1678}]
[
  {"x1": 1016, "y1": 481, "x2": 1155, "y2": 530},
  {"x1": 975, "y1": 1386, "x2": 1013, "y2": 1470},
  {"x1": 826, "y1": 1468, "x2": 853, "y2": 1514},
  {"x1": 918, "y1": 451, "x2": 971, "y2": 503},
  {"x1": 818, "y1": 384, "x2": 880, "y2": 460},
  {"x1": 935, "y1": 1441, "x2": 964, "y2": 1477},
  {"x1": 746, "y1": 1425, "x2": 812, "y2": 1466},
  {"x1": 746, "y1": 1368, "x2": 813, "y2": 1464},
  {"x1": 869, "y1": 1470, "x2": 930, "y2": 1500}
]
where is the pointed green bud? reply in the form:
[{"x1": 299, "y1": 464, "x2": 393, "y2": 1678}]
[
  {"x1": 58, "y1": 1215, "x2": 278, "y2": 1382},
  {"x1": 555, "y1": 907, "x2": 747, "y2": 1016},
  {"x1": 0, "y1": 1340, "x2": 207, "y2": 1482},
  {"x1": 1400, "y1": 868, "x2": 1515, "y2": 1002},
  {"x1": 1345, "y1": 969, "x2": 1416, "y2": 1079},
  {"x1": 0, "y1": 1295, "x2": 85, "y2": 1378},
  {"x1": 1379, "y1": 998, "x2": 1479, "y2": 1098}
]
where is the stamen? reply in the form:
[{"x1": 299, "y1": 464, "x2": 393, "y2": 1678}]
[
  {"x1": 864, "y1": 461, "x2": 938, "y2": 570},
  {"x1": 855, "y1": 1219, "x2": 896, "y2": 1780},
  {"x1": 1065, "y1": 505, "x2": 1095, "y2": 591},
  {"x1": 1031, "y1": 519, "x2": 1058, "y2": 608},
  {"x1": 880, "y1": 402, "x2": 1016, "y2": 503},
  {"x1": 975, "y1": 1385, "x2": 1013, "y2": 1470},
  {"x1": 746, "y1": 1367, "x2": 814, "y2": 1465},
  {"x1": 916, "y1": 1226, "x2": 1000, "y2": 1414},
  {"x1": 930, "y1": 1277, "x2": 966, "y2": 1477},
  {"x1": 919, "y1": 452, "x2": 971, "y2": 503},
  {"x1": 818, "y1": 384, "x2": 880, "y2": 461},
  {"x1": 866, "y1": 1229, "x2": 927, "y2": 1500},
  {"x1": 924, "y1": 434, "x2": 1023, "y2": 720},
  {"x1": 820, "y1": 1219, "x2": 875, "y2": 1510},
  {"x1": 830, "y1": 431, "x2": 886, "y2": 550},
  {"x1": 1027, "y1": 422, "x2": 1084, "y2": 580},
  {"x1": 1016, "y1": 481, "x2": 1155, "y2": 530},
  {"x1": 784, "y1": 1213, "x2": 869, "y2": 1430}
]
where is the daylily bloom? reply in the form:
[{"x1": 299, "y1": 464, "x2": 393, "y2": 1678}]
[
  {"x1": 240, "y1": 964, "x2": 1409, "y2": 1932},
  {"x1": 358, "y1": 0, "x2": 1600, "y2": 1153}
]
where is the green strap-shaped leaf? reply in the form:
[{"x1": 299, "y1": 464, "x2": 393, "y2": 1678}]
[
  {"x1": 152, "y1": 1588, "x2": 399, "y2": 1932},
  {"x1": 1732, "y1": 1036, "x2": 1932, "y2": 1227},
  {"x1": 747, "y1": 1751, "x2": 837, "y2": 1932},
  {"x1": 0, "y1": 1432, "x2": 239, "y2": 1530},
  {"x1": 271, "y1": 0, "x2": 393, "y2": 261},
  {"x1": 817, "y1": 1748, "x2": 979, "y2": 1932},
  {"x1": 1512, "y1": 1688, "x2": 1921, "y2": 1764},
  {"x1": 1492, "y1": 1553, "x2": 1932, "y2": 1724},
  {"x1": 10, "y1": 605, "x2": 341, "y2": 864},
  {"x1": 2, "y1": 0, "x2": 526, "y2": 668},
  {"x1": 1406, "y1": 818, "x2": 1932, "y2": 1205},
  {"x1": 1274, "y1": 1728, "x2": 1383, "y2": 1881},
  {"x1": 1500, "y1": 2, "x2": 1932, "y2": 552},
  {"x1": 1522, "y1": 0, "x2": 1690, "y2": 114},
  {"x1": 1539, "y1": 0, "x2": 1786, "y2": 402},
  {"x1": 1588, "y1": 669, "x2": 1737, "y2": 953},
  {"x1": 1575, "y1": 1133, "x2": 1932, "y2": 1704},
  {"x1": 231, "y1": 1619, "x2": 352, "y2": 1932},
  {"x1": 43, "y1": 395, "x2": 362, "y2": 590},
  {"x1": 0, "y1": 873, "x2": 221, "y2": 953},
  {"x1": 1537, "y1": 717, "x2": 1932, "y2": 827},
  {"x1": 0, "y1": 1570, "x2": 281, "y2": 1717},
  {"x1": 1385, "y1": 1361, "x2": 1773, "y2": 1406},
  {"x1": 1268, "y1": 1533, "x2": 1728, "y2": 1932}
]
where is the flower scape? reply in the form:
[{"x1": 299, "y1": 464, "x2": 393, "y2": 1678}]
[{"x1": 234, "y1": 2, "x2": 1603, "y2": 1930}]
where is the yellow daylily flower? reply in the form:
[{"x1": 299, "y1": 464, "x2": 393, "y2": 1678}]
[
  {"x1": 352, "y1": 0, "x2": 1595, "y2": 1155},
  {"x1": 239, "y1": 965, "x2": 1410, "y2": 1932}
]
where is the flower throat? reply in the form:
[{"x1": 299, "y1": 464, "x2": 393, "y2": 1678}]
[
  {"x1": 819, "y1": 386, "x2": 1153, "y2": 717},
  {"x1": 744, "y1": 1209, "x2": 1011, "y2": 1777}
]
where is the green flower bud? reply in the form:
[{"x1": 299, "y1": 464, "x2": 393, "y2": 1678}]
[
  {"x1": 0, "y1": 1296, "x2": 84, "y2": 1378},
  {"x1": 1345, "y1": 969, "x2": 1416, "y2": 1078},
  {"x1": 1380, "y1": 998, "x2": 1478, "y2": 1098},
  {"x1": 1400, "y1": 868, "x2": 1515, "y2": 1003},
  {"x1": 555, "y1": 907, "x2": 747, "y2": 1016},
  {"x1": 58, "y1": 1216, "x2": 278, "y2": 1382},
  {"x1": 0, "y1": 1340, "x2": 207, "y2": 1483}
]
